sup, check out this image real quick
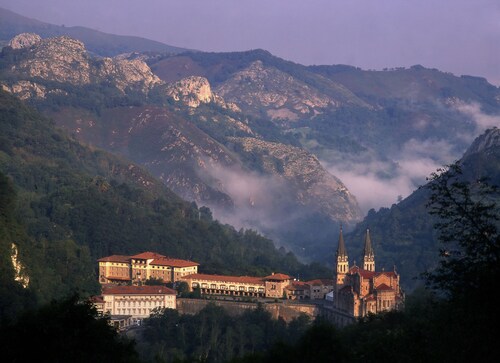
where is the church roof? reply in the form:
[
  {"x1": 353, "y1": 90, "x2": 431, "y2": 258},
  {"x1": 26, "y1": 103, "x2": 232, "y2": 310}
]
[
  {"x1": 349, "y1": 266, "x2": 398, "y2": 279},
  {"x1": 350, "y1": 266, "x2": 376, "y2": 278},
  {"x1": 375, "y1": 283, "x2": 393, "y2": 291}
]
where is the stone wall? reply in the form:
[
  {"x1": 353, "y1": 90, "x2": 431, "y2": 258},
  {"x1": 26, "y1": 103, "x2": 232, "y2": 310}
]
[{"x1": 177, "y1": 298, "x2": 320, "y2": 322}]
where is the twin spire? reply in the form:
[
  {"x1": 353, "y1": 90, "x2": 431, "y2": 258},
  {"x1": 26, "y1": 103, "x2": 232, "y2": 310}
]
[{"x1": 336, "y1": 227, "x2": 375, "y2": 273}]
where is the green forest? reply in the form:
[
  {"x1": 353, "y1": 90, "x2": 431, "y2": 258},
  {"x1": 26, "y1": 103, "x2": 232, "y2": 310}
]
[
  {"x1": 0, "y1": 89, "x2": 331, "y2": 315},
  {"x1": 0, "y1": 41, "x2": 499, "y2": 361},
  {"x1": 2, "y1": 149, "x2": 498, "y2": 361}
]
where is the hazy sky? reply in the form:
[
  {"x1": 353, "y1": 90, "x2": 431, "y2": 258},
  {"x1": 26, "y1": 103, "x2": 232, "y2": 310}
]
[{"x1": 1, "y1": 0, "x2": 499, "y2": 85}]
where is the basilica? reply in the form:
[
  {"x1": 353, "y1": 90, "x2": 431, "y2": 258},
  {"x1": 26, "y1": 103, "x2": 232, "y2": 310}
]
[{"x1": 333, "y1": 228, "x2": 405, "y2": 320}]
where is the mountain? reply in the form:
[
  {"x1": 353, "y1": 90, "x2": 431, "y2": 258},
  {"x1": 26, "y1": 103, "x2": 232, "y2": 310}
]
[
  {"x1": 0, "y1": 89, "x2": 335, "y2": 312},
  {"x1": 2, "y1": 11, "x2": 500, "y2": 266},
  {"x1": 149, "y1": 51, "x2": 500, "y2": 199},
  {"x1": 0, "y1": 7, "x2": 188, "y2": 56},
  {"x1": 345, "y1": 127, "x2": 500, "y2": 290},
  {"x1": 0, "y1": 32, "x2": 362, "y2": 260}
]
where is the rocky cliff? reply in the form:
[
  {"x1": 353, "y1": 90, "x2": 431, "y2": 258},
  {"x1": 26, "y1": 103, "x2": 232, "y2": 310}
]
[
  {"x1": 4, "y1": 33, "x2": 161, "y2": 97},
  {"x1": 229, "y1": 137, "x2": 361, "y2": 222},
  {"x1": 215, "y1": 60, "x2": 335, "y2": 120},
  {"x1": 165, "y1": 75, "x2": 239, "y2": 111}
]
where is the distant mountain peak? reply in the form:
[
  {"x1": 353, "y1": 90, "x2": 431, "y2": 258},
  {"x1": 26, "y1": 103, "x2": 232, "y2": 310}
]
[{"x1": 463, "y1": 127, "x2": 500, "y2": 158}]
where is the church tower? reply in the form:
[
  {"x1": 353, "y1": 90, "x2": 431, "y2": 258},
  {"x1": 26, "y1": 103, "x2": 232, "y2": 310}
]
[
  {"x1": 363, "y1": 229, "x2": 375, "y2": 271},
  {"x1": 335, "y1": 226, "x2": 349, "y2": 287}
]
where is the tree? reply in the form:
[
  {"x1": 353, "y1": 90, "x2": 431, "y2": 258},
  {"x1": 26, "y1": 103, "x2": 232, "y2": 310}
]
[
  {"x1": 423, "y1": 162, "x2": 499, "y2": 361},
  {"x1": 0, "y1": 295, "x2": 141, "y2": 362},
  {"x1": 424, "y1": 163, "x2": 500, "y2": 300}
]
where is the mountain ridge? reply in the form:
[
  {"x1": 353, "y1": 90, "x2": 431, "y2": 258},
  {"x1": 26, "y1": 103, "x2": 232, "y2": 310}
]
[{"x1": 0, "y1": 7, "x2": 189, "y2": 56}]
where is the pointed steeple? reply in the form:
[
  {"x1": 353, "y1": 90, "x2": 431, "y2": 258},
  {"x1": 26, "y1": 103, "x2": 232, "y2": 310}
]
[
  {"x1": 337, "y1": 225, "x2": 347, "y2": 257},
  {"x1": 335, "y1": 225, "x2": 349, "y2": 275},
  {"x1": 363, "y1": 228, "x2": 375, "y2": 271}
]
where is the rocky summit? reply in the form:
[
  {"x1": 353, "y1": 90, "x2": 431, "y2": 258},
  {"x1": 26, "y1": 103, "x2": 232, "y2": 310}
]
[{"x1": 3, "y1": 33, "x2": 161, "y2": 98}]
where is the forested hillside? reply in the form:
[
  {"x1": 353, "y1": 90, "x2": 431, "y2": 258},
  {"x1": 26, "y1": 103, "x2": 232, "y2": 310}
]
[
  {"x1": 0, "y1": 90, "x2": 329, "y2": 311},
  {"x1": 346, "y1": 127, "x2": 500, "y2": 290}
]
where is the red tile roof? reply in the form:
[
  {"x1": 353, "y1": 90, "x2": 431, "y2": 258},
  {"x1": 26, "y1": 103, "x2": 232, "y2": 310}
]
[
  {"x1": 151, "y1": 258, "x2": 199, "y2": 267},
  {"x1": 130, "y1": 252, "x2": 166, "y2": 260},
  {"x1": 263, "y1": 273, "x2": 291, "y2": 281},
  {"x1": 97, "y1": 255, "x2": 130, "y2": 263},
  {"x1": 182, "y1": 273, "x2": 265, "y2": 285},
  {"x1": 287, "y1": 281, "x2": 310, "y2": 290},
  {"x1": 375, "y1": 283, "x2": 394, "y2": 291},
  {"x1": 306, "y1": 279, "x2": 334, "y2": 286},
  {"x1": 376, "y1": 271, "x2": 398, "y2": 278},
  {"x1": 102, "y1": 285, "x2": 176, "y2": 295}
]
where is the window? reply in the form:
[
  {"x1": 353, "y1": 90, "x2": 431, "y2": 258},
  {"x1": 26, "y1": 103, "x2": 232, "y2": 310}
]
[
  {"x1": 239, "y1": 286, "x2": 245, "y2": 291},
  {"x1": 210, "y1": 284, "x2": 216, "y2": 289}
]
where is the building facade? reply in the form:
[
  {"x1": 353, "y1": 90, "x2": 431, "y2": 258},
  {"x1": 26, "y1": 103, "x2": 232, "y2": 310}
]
[
  {"x1": 98, "y1": 251, "x2": 199, "y2": 285},
  {"x1": 182, "y1": 272, "x2": 334, "y2": 300},
  {"x1": 101, "y1": 285, "x2": 177, "y2": 323},
  {"x1": 332, "y1": 228, "x2": 404, "y2": 323},
  {"x1": 181, "y1": 273, "x2": 267, "y2": 297}
]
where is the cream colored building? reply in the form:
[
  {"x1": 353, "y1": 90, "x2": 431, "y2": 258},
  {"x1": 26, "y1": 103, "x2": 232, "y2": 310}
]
[
  {"x1": 98, "y1": 251, "x2": 199, "y2": 285},
  {"x1": 101, "y1": 285, "x2": 177, "y2": 322},
  {"x1": 263, "y1": 273, "x2": 292, "y2": 299},
  {"x1": 182, "y1": 273, "x2": 267, "y2": 297}
]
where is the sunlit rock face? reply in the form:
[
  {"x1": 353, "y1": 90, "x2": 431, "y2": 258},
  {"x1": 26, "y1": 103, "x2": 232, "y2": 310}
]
[
  {"x1": 215, "y1": 60, "x2": 336, "y2": 120},
  {"x1": 164, "y1": 75, "x2": 240, "y2": 111},
  {"x1": 11, "y1": 244, "x2": 29, "y2": 288},
  {"x1": 165, "y1": 76, "x2": 213, "y2": 107},
  {"x1": 11, "y1": 35, "x2": 92, "y2": 85},
  {"x1": 8, "y1": 32, "x2": 42, "y2": 49},
  {"x1": 5, "y1": 33, "x2": 161, "y2": 95},
  {"x1": 463, "y1": 127, "x2": 500, "y2": 158},
  {"x1": 95, "y1": 57, "x2": 161, "y2": 93},
  {"x1": 228, "y1": 137, "x2": 362, "y2": 222}
]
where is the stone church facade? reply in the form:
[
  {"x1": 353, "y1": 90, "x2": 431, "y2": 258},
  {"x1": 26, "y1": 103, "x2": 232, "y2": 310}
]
[{"x1": 333, "y1": 228, "x2": 405, "y2": 322}]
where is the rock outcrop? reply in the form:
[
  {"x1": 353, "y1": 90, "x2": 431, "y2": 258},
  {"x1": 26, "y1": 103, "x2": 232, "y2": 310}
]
[
  {"x1": 5, "y1": 33, "x2": 161, "y2": 96},
  {"x1": 229, "y1": 137, "x2": 362, "y2": 222},
  {"x1": 165, "y1": 76, "x2": 240, "y2": 111},
  {"x1": 463, "y1": 127, "x2": 500, "y2": 158},
  {"x1": 216, "y1": 60, "x2": 335, "y2": 120},
  {"x1": 8, "y1": 32, "x2": 41, "y2": 49}
]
